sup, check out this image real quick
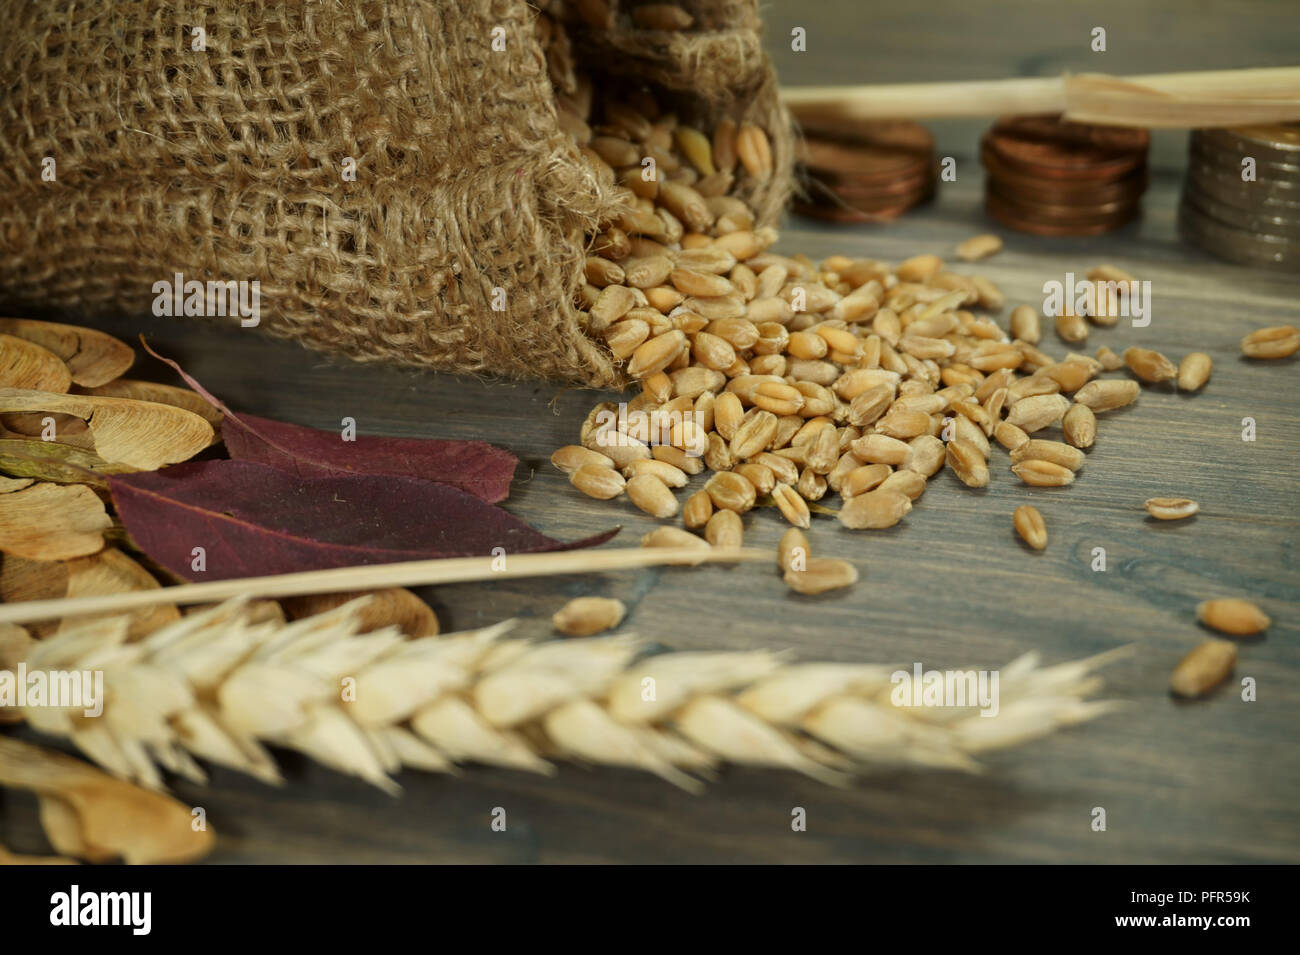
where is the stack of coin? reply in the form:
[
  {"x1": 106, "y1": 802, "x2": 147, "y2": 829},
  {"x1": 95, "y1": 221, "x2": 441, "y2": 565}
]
[
  {"x1": 981, "y1": 115, "x2": 1150, "y2": 235},
  {"x1": 790, "y1": 114, "x2": 938, "y2": 222},
  {"x1": 1179, "y1": 125, "x2": 1300, "y2": 271}
]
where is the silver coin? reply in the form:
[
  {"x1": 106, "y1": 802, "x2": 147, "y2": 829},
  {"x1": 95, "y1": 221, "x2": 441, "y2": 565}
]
[
  {"x1": 1178, "y1": 201, "x2": 1300, "y2": 270},
  {"x1": 1186, "y1": 157, "x2": 1300, "y2": 200},
  {"x1": 1199, "y1": 124, "x2": 1300, "y2": 165},
  {"x1": 1186, "y1": 167, "x2": 1300, "y2": 216},
  {"x1": 1189, "y1": 138, "x2": 1300, "y2": 184},
  {"x1": 1182, "y1": 187, "x2": 1300, "y2": 239}
]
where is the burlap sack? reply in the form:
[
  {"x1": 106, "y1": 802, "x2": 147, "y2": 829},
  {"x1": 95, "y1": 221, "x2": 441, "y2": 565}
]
[{"x1": 0, "y1": 1, "x2": 792, "y2": 386}]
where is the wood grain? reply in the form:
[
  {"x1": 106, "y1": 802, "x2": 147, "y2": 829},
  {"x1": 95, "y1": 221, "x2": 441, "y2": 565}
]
[{"x1": 2, "y1": 0, "x2": 1298, "y2": 864}]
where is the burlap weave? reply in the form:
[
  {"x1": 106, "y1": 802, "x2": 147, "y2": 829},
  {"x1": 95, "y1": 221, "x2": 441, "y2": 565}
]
[{"x1": 0, "y1": 1, "x2": 792, "y2": 386}]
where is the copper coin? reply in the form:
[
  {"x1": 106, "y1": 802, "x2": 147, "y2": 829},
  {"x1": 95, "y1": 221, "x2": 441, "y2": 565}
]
[
  {"x1": 798, "y1": 177, "x2": 933, "y2": 218},
  {"x1": 793, "y1": 198, "x2": 926, "y2": 223},
  {"x1": 986, "y1": 183, "x2": 1141, "y2": 222},
  {"x1": 992, "y1": 114, "x2": 1151, "y2": 153},
  {"x1": 804, "y1": 166, "x2": 936, "y2": 200},
  {"x1": 981, "y1": 145, "x2": 1148, "y2": 204},
  {"x1": 986, "y1": 193, "x2": 1139, "y2": 236},
  {"x1": 791, "y1": 114, "x2": 935, "y2": 152},
  {"x1": 798, "y1": 137, "x2": 933, "y2": 183},
  {"x1": 984, "y1": 118, "x2": 1148, "y2": 181}
]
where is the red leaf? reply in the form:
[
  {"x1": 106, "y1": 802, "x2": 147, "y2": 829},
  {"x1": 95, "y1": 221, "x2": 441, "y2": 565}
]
[
  {"x1": 110, "y1": 460, "x2": 617, "y2": 581},
  {"x1": 139, "y1": 338, "x2": 517, "y2": 503},
  {"x1": 222, "y1": 412, "x2": 516, "y2": 503}
]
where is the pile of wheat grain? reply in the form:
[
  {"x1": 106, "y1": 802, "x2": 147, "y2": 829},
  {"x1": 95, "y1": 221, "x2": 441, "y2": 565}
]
[{"x1": 537, "y1": 3, "x2": 1299, "y2": 584}]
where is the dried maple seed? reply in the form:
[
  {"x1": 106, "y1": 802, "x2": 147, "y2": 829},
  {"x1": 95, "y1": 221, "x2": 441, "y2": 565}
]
[
  {"x1": 1240, "y1": 325, "x2": 1300, "y2": 359},
  {"x1": 1196, "y1": 598, "x2": 1270, "y2": 637},
  {"x1": 1144, "y1": 497, "x2": 1198, "y2": 520},
  {"x1": 553, "y1": 597, "x2": 627, "y2": 637},
  {"x1": 784, "y1": 557, "x2": 858, "y2": 595},
  {"x1": 1170, "y1": 640, "x2": 1236, "y2": 698},
  {"x1": 1177, "y1": 352, "x2": 1212, "y2": 391}
]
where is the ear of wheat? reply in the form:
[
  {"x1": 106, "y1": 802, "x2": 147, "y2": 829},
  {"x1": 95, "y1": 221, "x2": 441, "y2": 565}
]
[{"x1": 14, "y1": 597, "x2": 1126, "y2": 794}]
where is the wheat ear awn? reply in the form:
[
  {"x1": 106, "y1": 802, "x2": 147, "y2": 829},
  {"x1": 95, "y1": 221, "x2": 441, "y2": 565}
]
[{"x1": 14, "y1": 597, "x2": 1127, "y2": 794}]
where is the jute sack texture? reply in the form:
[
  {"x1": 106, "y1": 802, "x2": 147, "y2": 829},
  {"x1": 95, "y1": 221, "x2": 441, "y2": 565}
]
[{"x1": 0, "y1": 1, "x2": 793, "y2": 386}]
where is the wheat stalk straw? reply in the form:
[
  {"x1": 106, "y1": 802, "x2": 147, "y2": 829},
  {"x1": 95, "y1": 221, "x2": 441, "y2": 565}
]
[
  {"x1": 0, "y1": 547, "x2": 770, "y2": 625},
  {"x1": 782, "y1": 67, "x2": 1300, "y2": 128},
  {"x1": 13, "y1": 597, "x2": 1129, "y2": 794}
]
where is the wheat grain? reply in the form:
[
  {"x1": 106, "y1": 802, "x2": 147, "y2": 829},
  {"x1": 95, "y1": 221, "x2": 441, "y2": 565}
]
[
  {"x1": 553, "y1": 597, "x2": 626, "y2": 636},
  {"x1": 1240, "y1": 325, "x2": 1300, "y2": 359},
  {"x1": 1144, "y1": 497, "x2": 1199, "y2": 520},
  {"x1": 545, "y1": 66, "x2": 1222, "y2": 547},
  {"x1": 1196, "y1": 598, "x2": 1270, "y2": 636},
  {"x1": 783, "y1": 557, "x2": 858, "y2": 596},
  {"x1": 956, "y1": 234, "x2": 1003, "y2": 262},
  {"x1": 1170, "y1": 639, "x2": 1236, "y2": 698},
  {"x1": 704, "y1": 508, "x2": 744, "y2": 548},
  {"x1": 1013, "y1": 505, "x2": 1047, "y2": 551},
  {"x1": 1123, "y1": 347, "x2": 1177, "y2": 383},
  {"x1": 777, "y1": 528, "x2": 809, "y2": 572},
  {"x1": 1177, "y1": 352, "x2": 1212, "y2": 391}
]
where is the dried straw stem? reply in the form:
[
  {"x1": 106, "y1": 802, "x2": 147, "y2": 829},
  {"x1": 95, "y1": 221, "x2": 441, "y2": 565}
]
[
  {"x1": 0, "y1": 547, "x2": 769, "y2": 626},
  {"x1": 16, "y1": 597, "x2": 1126, "y2": 794},
  {"x1": 783, "y1": 67, "x2": 1300, "y2": 128}
]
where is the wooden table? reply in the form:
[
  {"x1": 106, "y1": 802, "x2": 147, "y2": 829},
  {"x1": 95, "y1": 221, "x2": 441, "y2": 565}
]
[{"x1": 2, "y1": 0, "x2": 1298, "y2": 864}]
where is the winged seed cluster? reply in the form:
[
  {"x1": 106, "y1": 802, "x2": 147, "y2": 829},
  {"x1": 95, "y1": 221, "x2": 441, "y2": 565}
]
[{"x1": 18, "y1": 596, "x2": 1123, "y2": 793}]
